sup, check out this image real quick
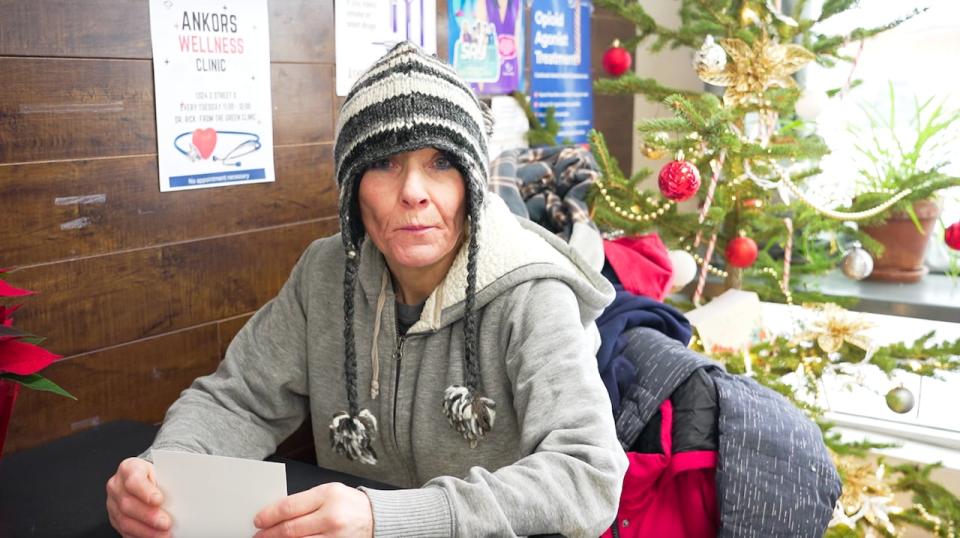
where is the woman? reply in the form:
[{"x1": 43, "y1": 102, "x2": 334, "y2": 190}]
[{"x1": 106, "y1": 42, "x2": 627, "y2": 538}]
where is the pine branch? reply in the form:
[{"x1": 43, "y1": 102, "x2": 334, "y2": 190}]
[
  {"x1": 594, "y1": 0, "x2": 698, "y2": 49},
  {"x1": 817, "y1": 0, "x2": 859, "y2": 22},
  {"x1": 823, "y1": 430, "x2": 896, "y2": 457},
  {"x1": 510, "y1": 91, "x2": 559, "y2": 146},
  {"x1": 811, "y1": 8, "x2": 926, "y2": 57},
  {"x1": 869, "y1": 332, "x2": 960, "y2": 376},
  {"x1": 588, "y1": 129, "x2": 626, "y2": 183},
  {"x1": 635, "y1": 118, "x2": 693, "y2": 133},
  {"x1": 891, "y1": 463, "x2": 960, "y2": 536},
  {"x1": 792, "y1": 0, "x2": 810, "y2": 22},
  {"x1": 594, "y1": 73, "x2": 702, "y2": 103}
]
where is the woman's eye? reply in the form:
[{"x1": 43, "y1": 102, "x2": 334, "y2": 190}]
[
  {"x1": 369, "y1": 159, "x2": 393, "y2": 171},
  {"x1": 434, "y1": 155, "x2": 453, "y2": 170}
]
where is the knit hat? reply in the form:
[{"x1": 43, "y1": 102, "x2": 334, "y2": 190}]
[{"x1": 330, "y1": 42, "x2": 496, "y2": 465}]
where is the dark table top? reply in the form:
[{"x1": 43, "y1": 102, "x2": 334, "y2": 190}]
[
  {"x1": 0, "y1": 421, "x2": 394, "y2": 537},
  {"x1": 0, "y1": 421, "x2": 564, "y2": 538}
]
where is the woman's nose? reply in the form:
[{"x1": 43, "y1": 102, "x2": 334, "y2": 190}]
[{"x1": 399, "y1": 169, "x2": 430, "y2": 208}]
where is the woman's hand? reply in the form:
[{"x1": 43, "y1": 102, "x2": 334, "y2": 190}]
[
  {"x1": 105, "y1": 457, "x2": 172, "y2": 538},
  {"x1": 254, "y1": 482, "x2": 374, "y2": 538}
]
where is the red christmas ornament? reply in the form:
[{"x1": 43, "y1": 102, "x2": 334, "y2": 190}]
[
  {"x1": 725, "y1": 236, "x2": 758, "y2": 268},
  {"x1": 658, "y1": 160, "x2": 701, "y2": 201},
  {"x1": 602, "y1": 39, "x2": 632, "y2": 76},
  {"x1": 946, "y1": 221, "x2": 960, "y2": 251}
]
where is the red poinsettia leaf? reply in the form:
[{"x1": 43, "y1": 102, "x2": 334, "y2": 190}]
[
  {"x1": 0, "y1": 304, "x2": 22, "y2": 327},
  {"x1": 0, "y1": 279, "x2": 34, "y2": 298},
  {"x1": 1, "y1": 304, "x2": 23, "y2": 317},
  {"x1": 0, "y1": 339, "x2": 61, "y2": 375}
]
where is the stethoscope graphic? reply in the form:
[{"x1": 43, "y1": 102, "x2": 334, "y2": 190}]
[{"x1": 173, "y1": 129, "x2": 262, "y2": 167}]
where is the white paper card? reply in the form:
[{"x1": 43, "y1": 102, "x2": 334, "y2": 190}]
[
  {"x1": 153, "y1": 450, "x2": 287, "y2": 538},
  {"x1": 685, "y1": 288, "x2": 761, "y2": 353}
]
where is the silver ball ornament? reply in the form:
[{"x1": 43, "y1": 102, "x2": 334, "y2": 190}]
[
  {"x1": 693, "y1": 35, "x2": 727, "y2": 73},
  {"x1": 842, "y1": 245, "x2": 874, "y2": 281},
  {"x1": 885, "y1": 386, "x2": 915, "y2": 414}
]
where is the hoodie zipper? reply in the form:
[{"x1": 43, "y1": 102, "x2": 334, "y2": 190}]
[{"x1": 392, "y1": 334, "x2": 406, "y2": 452}]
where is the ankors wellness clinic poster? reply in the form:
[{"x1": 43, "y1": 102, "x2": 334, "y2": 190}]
[{"x1": 149, "y1": 0, "x2": 275, "y2": 192}]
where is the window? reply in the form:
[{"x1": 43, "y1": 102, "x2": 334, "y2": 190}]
[{"x1": 803, "y1": 1, "x2": 960, "y2": 272}]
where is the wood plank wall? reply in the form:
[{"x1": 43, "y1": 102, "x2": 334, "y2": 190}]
[
  {"x1": 0, "y1": 1, "x2": 631, "y2": 456},
  {"x1": 592, "y1": 7, "x2": 636, "y2": 173}
]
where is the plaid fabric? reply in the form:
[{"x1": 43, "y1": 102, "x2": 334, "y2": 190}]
[{"x1": 489, "y1": 146, "x2": 599, "y2": 240}]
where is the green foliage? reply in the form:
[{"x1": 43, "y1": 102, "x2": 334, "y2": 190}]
[
  {"x1": 0, "y1": 373, "x2": 76, "y2": 400},
  {"x1": 849, "y1": 82, "x2": 960, "y2": 191},
  {"x1": 823, "y1": 430, "x2": 896, "y2": 458},
  {"x1": 818, "y1": 0, "x2": 858, "y2": 22},
  {"x1": 593, "y1": 0, "x2": 698, "y2": 51},
  {"x1": 869, "y1": 331, "x2": 960, "y2": 376},
  {"x1": 849, "y1": 82, "x2": 960, "y2": 217},
  {"x1": 890, "y1": 463, "x2": 960, "y2": 536},
  {"x1": 824, "y1": 526, "x2": 861, "y2": 538},
  {"x1": 591, "y1": 3, "x2": 960, "y2": 534},
  {"x1": 588, "y1": 91, "x2": 849, "y2": 303},
  {"x1": 710, "y1": 330, "x2": 960, "y2": 383},
  {"x1": 593, "y1": 74, "x2": 701, "y2": 103},
  {"x1": 509, "y1": 91, "x2": 566, "y2": 147}
]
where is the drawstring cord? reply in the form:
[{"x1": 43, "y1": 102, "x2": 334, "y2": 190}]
[{"x1": 369, "y1": 270, "x2": 389, "y2": 399}]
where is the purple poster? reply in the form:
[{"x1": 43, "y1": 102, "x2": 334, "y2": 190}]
[{"x1": 448, "y1": 0, "x2": 524, "y2": 94}]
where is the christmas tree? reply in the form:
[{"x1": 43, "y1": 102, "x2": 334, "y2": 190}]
[
  {"x1": 588, "y1": 1, "x2": 960, "y2": 535},
  {"x1": 589, "y1": 0, "x2": 959, "y2": 305}
]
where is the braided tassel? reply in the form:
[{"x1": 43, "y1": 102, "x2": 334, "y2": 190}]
[
  {"x1": 441, "y1": 385, "x2": 496, "y2": 448},
  {"x1": 329, "y1": 409, "x2": 378, "y2": 465}
]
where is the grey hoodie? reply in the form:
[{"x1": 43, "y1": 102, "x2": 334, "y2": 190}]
[{"x1": 145, "y1": 195, "x2": 628, "y2": 537}]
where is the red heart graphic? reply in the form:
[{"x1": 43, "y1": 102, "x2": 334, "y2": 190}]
[{"x1": 191, "y1": 128, "x2": 217, "y2": 159}]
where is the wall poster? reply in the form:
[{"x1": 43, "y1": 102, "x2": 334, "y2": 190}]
[
  {"x1": 530, "y1": 0, "x2": 593, "y2": 144},
  {"x1": 149, "y1": 0, "x2": 275, "y2": 192}
]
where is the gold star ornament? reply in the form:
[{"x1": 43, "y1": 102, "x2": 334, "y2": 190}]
[{"x1": 696, "y1": 32, "x2": 815, "y2": 108}]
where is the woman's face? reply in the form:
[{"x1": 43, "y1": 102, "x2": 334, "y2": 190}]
[{"x1": 358, "y1": 147, "x2": 467, "y2": 272}]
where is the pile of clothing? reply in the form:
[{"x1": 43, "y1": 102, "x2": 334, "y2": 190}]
[{"x1": 490, "y1": 146, "x2": 841, "y2": 537}]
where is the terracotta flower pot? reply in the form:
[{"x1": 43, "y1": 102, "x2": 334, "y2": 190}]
[
  {"x1": 861, "y1": 199, "x2": 941, "y2": 283},
  {"x1": 0, "y1": 378, "x2": 21, "y2": 459}
]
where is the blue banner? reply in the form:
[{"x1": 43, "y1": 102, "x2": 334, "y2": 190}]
[
  {"x1": 168, "y1": 168, "x2": 266, "y2": 188},
  {"x1": 529, "y1": 0, "x2": 593, "y2": 144}
]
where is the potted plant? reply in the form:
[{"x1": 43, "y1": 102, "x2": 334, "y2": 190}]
[
  {"x1": 0, "y1": 269, "x2": 74, "y2": 457},
  {"x1": 849, "y1": 83, "x2": 960, "y2": 282}
]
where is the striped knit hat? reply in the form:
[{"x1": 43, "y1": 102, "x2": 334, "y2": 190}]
[{"x1": 330, "y1": 42, "x2": 495, "y2": 465}]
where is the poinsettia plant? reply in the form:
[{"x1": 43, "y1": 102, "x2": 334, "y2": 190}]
[{"x1": 1, "y1": 268, "x2": 74, "y2": 399}]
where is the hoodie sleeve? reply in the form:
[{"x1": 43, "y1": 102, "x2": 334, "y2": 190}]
[
  {"x1": 364, "y1": 278, "x2": 628, "y2": 538},
  {"x1": 139, "y1": 244, "x2": 314, "y2": 462}
]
